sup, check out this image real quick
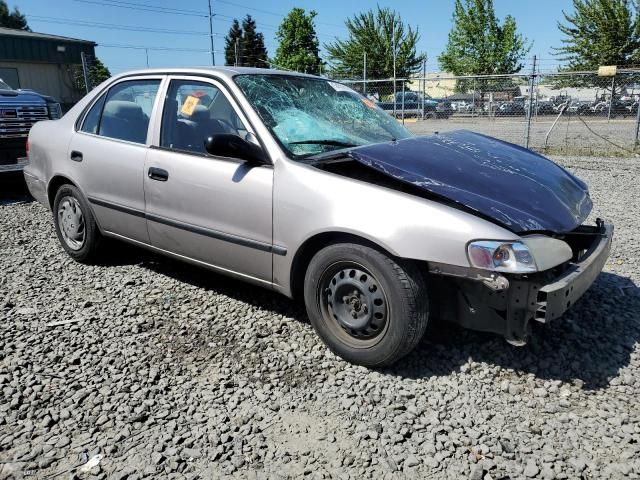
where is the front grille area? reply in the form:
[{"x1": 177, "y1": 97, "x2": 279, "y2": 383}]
[{"x1": 0, "y1": 103, "x2": 48, "y2": 139}]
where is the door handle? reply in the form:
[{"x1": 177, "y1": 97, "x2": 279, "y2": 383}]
[
  {"x1": 148, "y1": 167, "x2": 169, "y2": 182},
  {"x1": 70, "y1": 150, "x2": 83, "y2": 162}
]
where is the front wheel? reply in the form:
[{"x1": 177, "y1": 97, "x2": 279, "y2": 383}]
[{"x1": 303, "y1": 243, "x2": 429, "y2": 367}]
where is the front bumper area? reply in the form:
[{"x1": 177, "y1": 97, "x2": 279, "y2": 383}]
[
  {"x1": 535, "y1": 222, "x2": 613, "y2": 323},
  {"x1": 430, "y1": 221, "x2": 613, "y2": 344}
]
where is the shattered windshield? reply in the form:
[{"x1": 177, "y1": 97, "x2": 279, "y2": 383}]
[{"x1": 234, "y1": 74, "x2": 412, "y2": 158}]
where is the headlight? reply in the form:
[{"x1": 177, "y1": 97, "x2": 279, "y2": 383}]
[
  {"x1": 467, "y1": 241, "x2": 537, "y2": 273},
  {"x1": 47, "y1": 102, "x2": 62, "y2": 119}
]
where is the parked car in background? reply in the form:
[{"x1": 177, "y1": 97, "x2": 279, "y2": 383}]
[
  {"x1": 377, "y1": 91, "x2": 452, "y2": 119},
  {"x1": 495, "y1": 101, "x2": 525, "y2": 116},
  {"x1": 590, "y1": 99, "x2": 638, "y2": 117},
  {"x1": 452, "y1": 100, "x2": 474, "y2": 113},
  {"x1": 564, "y1": 100, "x2": 590, "y2": 116},
  {"x1": 24, "y1": 68, "x2": 612, "y2": 367},
  {"x1": 0, "y1": 79, "x2": 62, "y2": 173}
]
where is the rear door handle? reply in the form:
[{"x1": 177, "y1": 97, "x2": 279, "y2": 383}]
[
  {"x1": 70, "y1": 150, "x2": 83, "y2": 162},
  {"x1": 148, "y1": 167, "x2": 169, "y2": 182}
]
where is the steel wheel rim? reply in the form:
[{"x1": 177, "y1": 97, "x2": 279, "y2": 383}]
[
  {"x1": 318, "y1": 261, "x2": 389, "y2": 348},
  {"x1": 57, "y1": 196, "x2": 85, "y2": 251}
]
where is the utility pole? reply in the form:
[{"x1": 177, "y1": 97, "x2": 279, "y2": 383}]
[
  {"x1": 145, "y1": 48, "x2": 149, "y2": 68},
  {"x1": 207, "y1": 0, "x2": 215, "y2": 65},
  {"x1": 80, "y1": 51, "x2": 91, "y2": 94},
  {"x1": 363, "y1": 51, "x2": 367, "y2": 96},
  {"x1": 234, "y1": 38, "x2": 239, "y2": 67}
]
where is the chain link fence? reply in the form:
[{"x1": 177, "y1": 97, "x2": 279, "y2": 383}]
[{"x1": 333, "y1": 70, "x2": 640, "y2": 156}]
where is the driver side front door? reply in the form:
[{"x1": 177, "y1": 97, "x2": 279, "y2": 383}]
[{"x1": 143, "y1": 76, "x2": 275, "y2": 284}]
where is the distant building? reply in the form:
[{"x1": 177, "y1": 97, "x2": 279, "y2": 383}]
[{"x1": 0, "y1": 27, "x2": 97, "y2": 108}]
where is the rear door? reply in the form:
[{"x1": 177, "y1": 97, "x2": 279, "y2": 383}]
[
  {"x1": 69, "y1": 76, "x2": 164, "y2": 243},
  {"x1": 144, "y1": 75, "x2": 273, "y2": 283}
]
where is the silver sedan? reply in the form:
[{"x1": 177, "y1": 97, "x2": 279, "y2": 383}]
[{"x1": 24, "y1": 68, "x2": 612, "y2": 366}]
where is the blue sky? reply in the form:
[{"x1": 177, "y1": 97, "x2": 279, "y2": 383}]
[{"x1": 13, "y1": 0, "x2": 574, "y2": 74}]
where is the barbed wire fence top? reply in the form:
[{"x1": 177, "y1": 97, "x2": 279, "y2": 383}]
[{"x1": 331, "y1": 69, "x2": 640, "y2": 157}]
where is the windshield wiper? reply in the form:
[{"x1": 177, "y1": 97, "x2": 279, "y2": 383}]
[{"x1": 288, "y1": 139, "x2": 361, "y2": 147}]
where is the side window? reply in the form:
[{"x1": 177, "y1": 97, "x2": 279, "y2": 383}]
[
  {"x1": 98, "y1": 80, "x2": 160, "y2": 144},
  {"x1": 80, "y1": 92, "x2": 107, "y2": 134},
  {"x1": 160, "y1": 79, "x2": 247, "y2": 155}
]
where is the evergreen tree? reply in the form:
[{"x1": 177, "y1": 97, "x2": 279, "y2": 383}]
[
  {"x1": 224, "y1": 19, "x2": 243, "y2": 67},
  {"x1": 325, "y1": 7, "x2": 425, "y2": 79},
  {"x1": 438, "y1": 0, "x2": 530, "y2": 75},
  {"x1": 0, "y1": 1, "x2": 29, "y2": 31},
  {"x1": 555, "y1": 0, "x2": 640, "y2": 70},
  {"x1": 75, "y1": 57, "x2": 111, "y2": 91},
  {"x1": 273, "y1": 8, "x2": 322, "y2": 74},
  {"x1": 240, "y1": 15, "x2": 268, "y2": 68}
]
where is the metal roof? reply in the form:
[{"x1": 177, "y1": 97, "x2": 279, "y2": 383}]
[{"x1": 0, "y1": 27, "x2": 96, "y2": 45}]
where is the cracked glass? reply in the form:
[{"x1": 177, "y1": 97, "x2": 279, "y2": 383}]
[{"x1": 234, "y1": 74, "x2": 411, "y2": 158}]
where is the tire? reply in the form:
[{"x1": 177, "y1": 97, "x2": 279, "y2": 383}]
[
  {"x1": 52, "y1": 184, "x2": 102, "y2": 263},
  {"x1": 303, "y1": 243, "x2": 429, "y2": 367},
  {"x1": 425, "y1": 111, "x2": 437, "y2": 120}
]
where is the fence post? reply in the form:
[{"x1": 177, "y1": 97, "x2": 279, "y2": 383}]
[
  {"x1": 607, "y1": 75, "x2": 615, "y2": 121},
  {"x1": 421, "y1": 60, "x2": 426, "y2": 121},
  {"x1": 392, "y1": 23, "x2": 397, "y2": 118},
  {"x1": 524, "y1": 55, "x2": 536, "y2": 149},
  {"x1": 634, "y1": 88, "x2": 640, "y2": 150},
  {"x1": 472, "y1": 77, "x2": 476, "y2": 117},
  {"x1": 81, "y1": 51, "x2": 91, "y2": 94},
  {"x1": 401, "y1": 81, "x2": 405, "y2": 125},
  {"x1": 363, "y1": 51, "x2": 367, "y2": 96}
]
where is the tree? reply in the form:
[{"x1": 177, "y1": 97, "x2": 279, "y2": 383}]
[
  {"x1": 0, "y1": 1, "x2": 29, "y2": 31},
  {"x1": 325, "y1": 6, "x2": 426, "y2": 79},
  {"x1": 438, "y1": 0, "x2": 530, "y2": 75},
  {"x1": 224, "y1": 19, "x2": 243, "y2": 66},
  {"x1": 75, "y1": 57, "x2": 111, "y2": 91},
  {"x1": 555, "y1": 0, "x2": 640, "y2": 70},
  {"x1": 273, "y1": 8, "x2": 322, "y2": 74},
  {"x1": 240, "y1": 15, "x2": 268, "y2": 68}
]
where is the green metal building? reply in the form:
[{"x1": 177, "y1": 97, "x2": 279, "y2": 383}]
[{"x1": 0, "y1": 27, "x2": 96, "y2": 107}]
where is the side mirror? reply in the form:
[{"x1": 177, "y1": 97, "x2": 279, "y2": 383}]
[{"x1": 204, "y1": 134, "x2": 268, "y2": 165}]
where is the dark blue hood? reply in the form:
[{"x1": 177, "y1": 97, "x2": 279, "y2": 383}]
[{"x1": 347, "y1": 131, "x2": 592, "y2": 233}]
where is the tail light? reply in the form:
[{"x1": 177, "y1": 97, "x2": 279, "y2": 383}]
[{"x1": 25, "y1": 139, "x2": 29, "y2": 154}]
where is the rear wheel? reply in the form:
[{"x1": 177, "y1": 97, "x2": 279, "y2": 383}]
[
  {"x1": 303, "y1": 243, "x2": 429, "y2": 367},
  {"x1": 52, "y1": 184, "x2": 102, "y2": 263}
]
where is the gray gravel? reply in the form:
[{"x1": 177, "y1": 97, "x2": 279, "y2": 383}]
[
  {"x1": 406, "y1": 116, "x2": 638, "y2": 155},
  {"x1": 1, "y1": 156, "x2": 639, "y2": 479}
]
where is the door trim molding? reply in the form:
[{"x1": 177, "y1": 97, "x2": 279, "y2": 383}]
[{"x1": 87, "y1": 196, "x2": 286, "y2": 256}]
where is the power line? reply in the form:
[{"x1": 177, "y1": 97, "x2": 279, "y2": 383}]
[
  {"x1": 26, "y1": 15, "x2": 217, "y2": 36},
  {"x1": 99, "y1": 43, "x2": 220, "y2": 53},
  {"x1": 73, "y1": 0, "x2": 208, "y2": 17},
  {"x1": 214, "y1": 0, "x2": 345, "y2": 29}
]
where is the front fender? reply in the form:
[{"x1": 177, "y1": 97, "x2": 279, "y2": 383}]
[{"x1": 272, "y1": 158, "x2": 520, "y2": 296}]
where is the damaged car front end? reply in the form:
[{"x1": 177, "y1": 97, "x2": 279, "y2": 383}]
[
  {"x1": 332, "y1": 131, "x2": 614, "y2": 345},
  {"x1": 428, "y1": 220, "x2": 612, "y2": 345},
  {"x1": 234, "y1": 72, "x2": 613, "y2": 349}
]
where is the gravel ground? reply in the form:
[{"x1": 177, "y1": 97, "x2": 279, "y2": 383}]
[
  {"x1": 1, "y1": 157, "x2": 639, "y2": 480},
  {"x1": 406, "y1": 117, "x2": 638, "y2": 155}
]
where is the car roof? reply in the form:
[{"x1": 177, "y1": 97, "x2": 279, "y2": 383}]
[{"x1": 111, "y1": 66, "x2": 323, "y2": 82}]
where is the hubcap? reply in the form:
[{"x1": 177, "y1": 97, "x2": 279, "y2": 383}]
[
  {"x1": 320, "y1": 264, "x2": 388, "y2": 342},
  {"x1": 57, "y1": 196, "x2": 85, "y2": 250}
]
